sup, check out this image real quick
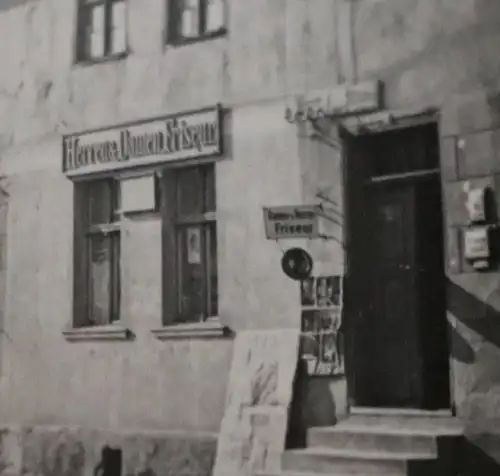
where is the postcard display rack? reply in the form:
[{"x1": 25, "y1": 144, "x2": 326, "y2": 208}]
[{"x1": 300, "y1": 275, "x2": 344, "y2": 377}]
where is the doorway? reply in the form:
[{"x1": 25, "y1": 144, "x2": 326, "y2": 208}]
[{"x1": 344, "y1": 122, "x2": 451, "y2": 410}]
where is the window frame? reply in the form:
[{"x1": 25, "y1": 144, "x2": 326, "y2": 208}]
[
  {"x1": 167, "y1": 0, "x2": 227, "y2": 47},
  {"x1": 75, "y1": 0, "x2": 129, "y2": 66},
  {"x1": 72, "y1": 178, "x2": 122, "y2": 329},
  {"x1": 160, "y1": 163, "x2": 218, "y2": 326}
]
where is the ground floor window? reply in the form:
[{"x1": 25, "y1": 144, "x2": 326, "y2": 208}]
[
  {"x1": 161, "y1": 163, "x2": 218, "y2": 324},
  {"x1": 72, "y1": 162, "x2": 218, "y2": 328},
  {"x1": 73, "y1": 178, "x2": 121, "y2": 327}
]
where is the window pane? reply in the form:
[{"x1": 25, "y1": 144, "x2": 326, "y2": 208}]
[
  {"x1": 111, "y1": 232, "x2": 120, "y2": 322},
  {"x1": 181, "y1": 0, "x2": 200, "y2": 37},
  {"x1": 177, "y1": 168, "x2": 203, "y2": 216},
  {"x1": 177, "y1": 226, "x2": 206, "y2": 322},
  {"x1": 368, "y1": 126, "x2": 438, "y2": 177},
  {"x1": 111, "y1": 27, "x2": 126, "y2": 54},
  {"x1": 111, "y1": 1, "x2": 127, "y2": 54},
  {"x1": 204, "y1": 165, "x2": 216, "y2": 213},
  {"x1": 88, "y1": 180, "x2": 115, "y2": 225},
  {"x1": 91, "y1": 4, "x2": 105, "y2": 33},
  {"x1": 206, "y1": 0, "x2": 224, "y2": 32},
  {"x1": 90, "y1": 31, "x2": 105, "y2": 58},
  {"x1": 89, "y1": 4, "x2": 105, "y2": 58},
  {"x1": 88, "y1": 234, "x2": 112, "y2": 326},
  {"x1": 207, "y1": 223, "x2": 218, "y2": 317}
]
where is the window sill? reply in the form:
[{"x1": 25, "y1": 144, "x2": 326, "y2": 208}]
[
  {"x1": 63, "y1": 323, "x2": 133, "y2": 342},
  {"x1": 74, "y1": 51, "x2": 129, "y2": 68},
  {"x1": 151, "y1": 319, "x2": 232, "y2": 340},
  {"x1": 167, "y1": 28, "x2": 227, "y2": 48}
]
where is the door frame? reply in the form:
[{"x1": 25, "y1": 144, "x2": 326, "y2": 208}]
[{"x1": 340, "y1": 119, "x2": 454, "y2": 411}]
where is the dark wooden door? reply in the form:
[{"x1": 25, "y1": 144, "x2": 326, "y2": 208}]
[
  {"x1": 343, "y1": 124, "x2": 450, "y2": 410},
  {"x1": 353, "y1": 177, "x2": 450, "y2": 409},
  {"x1": 361, "y1": 184, "x2": 423, "y2": 407}
]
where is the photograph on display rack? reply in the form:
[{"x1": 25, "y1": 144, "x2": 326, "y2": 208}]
[
  {"x1": 300, "y1": 309, "x2": 344, "y2": 376},
  {"x1": 300, "y1": 276, "x2": 316, "y2": 306},
  {"x1": 316, "y1": 276, "x2": 341, "y2": 307}
]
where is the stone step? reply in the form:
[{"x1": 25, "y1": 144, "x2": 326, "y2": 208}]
[
  {"x1": 308, "y1": 425, "x2": 438, "y2": 455},
  {"x1": 282, "y1": 447, "x2": 435, "y2": 475},
  {"x1": 257, "y1": 472, "x2": 401, "y2": 476},
  {"x1": 307, "y1": 417, "x2": 463, "y2": 454},
  {"x1": 350, "y1": 407, "x2": 453, "y2": 416},
  {"x1": 346, "y1": 407, "x2": 461, "y2": 427}
]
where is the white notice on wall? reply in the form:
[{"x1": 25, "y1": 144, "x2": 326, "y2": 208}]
[
  {"x1": 465, "y1": 188, "x2": 486, "y2": 222},
  {"x1": 464, "y1": 227, "x2": 489, "y2": 260},
  {"x1": 120, "y1": 175, "x2": 156, "y2": 214}
]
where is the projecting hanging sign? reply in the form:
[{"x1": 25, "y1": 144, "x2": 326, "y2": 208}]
[
  {"x1": 263, "y1": 205, "x2": 322, "y2": 239},
  {"x1": 62, "y1": 106, "x2": 222, "y2": 177},
  {"x1": 285, "y1": 80, "x2": 381, "y2": 124}
]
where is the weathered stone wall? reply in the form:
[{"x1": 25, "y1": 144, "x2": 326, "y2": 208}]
[
  {"x1": 0, "y1": 426, "x2": 216, "y2": 476},
  {"x1": 0, "y1": 0, "x2": 356, "y2": 433},
  {"x1": 1, "y1": 0, "x2": 500, "y2": 468},
  {"x1": 350, "y1": 0, "x2": 500, "y2": 465}
]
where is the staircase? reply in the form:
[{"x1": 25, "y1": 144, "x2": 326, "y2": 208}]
[{"x1": 260, "y1": 408, "x2": 464, "y2": 476}]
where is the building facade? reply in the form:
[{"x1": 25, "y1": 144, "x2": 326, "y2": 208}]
[{"x1": 0, "y1": 0, "x2": 500, "y2": 474}]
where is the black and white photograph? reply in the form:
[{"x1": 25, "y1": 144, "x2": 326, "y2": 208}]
[
  {"x1": 300, "y1": 309, "x2": 344, "y2": 377},
  {"x1": 316, "y1": 275, "x2": 341, "y2": 307},
  {"x1": 300, "y1": 276, "x2": 316, "y2": 306},
  {"x1": 301, "y1": 309, "x2": 318, "y2": 333},
  {"x1": 0, "y1": 1, "x2": 496, "y2": 474}
]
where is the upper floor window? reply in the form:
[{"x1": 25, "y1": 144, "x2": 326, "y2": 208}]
[
  {"x1": 76, "y1": 0, "x2": 128, "y2": 63},
  {"x1": 168, "y1": 0, "x2": 226, "y2": 45}
]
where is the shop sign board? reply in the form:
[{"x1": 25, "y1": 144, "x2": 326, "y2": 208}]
[
  {"x1": 263, "y1": 205, "x2": 321, "y2": 239},
  {"x1": 62, "y1": 106, "x2": 222, "y2": 177}
]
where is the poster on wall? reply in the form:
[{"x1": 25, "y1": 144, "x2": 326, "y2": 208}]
[
  {"x1": 187, "y1": 227, "x2": 202, "y2": 265},
  {"x1": 299, "y1": 275, "x2": 344, "y2": 376}
]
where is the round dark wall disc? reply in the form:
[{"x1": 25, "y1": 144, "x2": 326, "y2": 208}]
[{"x1": 281, "y1": 248, "x2": 313, "y2": 281}]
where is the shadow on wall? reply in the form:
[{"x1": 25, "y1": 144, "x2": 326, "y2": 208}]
[
  {"x1": 447, "y1": 278, "x2": 500, "y2": 357},
  {"x1": 447, "y1": 278, "x2": 500, "y2": 474},
  {"x1": 459, "y1": 438, "x2": 500, "y2": 476},
  {"x1": 286, "y1": 359, "x2": 309, "y2": 449},
  {"x1": 286, "y1": 359, "x2": 338, "y2": 449}
]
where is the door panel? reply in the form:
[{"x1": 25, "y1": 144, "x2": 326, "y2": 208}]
[
  {"x1": 362, "y1": 185, "x2": 424, "y2": 407},
  {"x1": 413, "y1": 179, "x2": 451, "y2": 408}
]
